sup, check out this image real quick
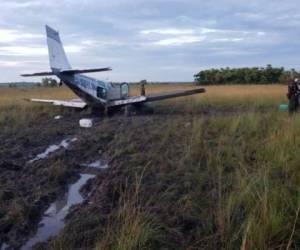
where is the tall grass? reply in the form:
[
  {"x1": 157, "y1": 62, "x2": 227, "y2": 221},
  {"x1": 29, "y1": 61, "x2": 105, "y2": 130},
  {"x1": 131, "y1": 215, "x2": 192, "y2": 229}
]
[
  {"x1": 0, "y1": 87, "x2": 76, "y2": 134},
  {"x1": 95, "y1": 173, "x2": 162, "y2": 250},
  {"x1": 180, "y1": 112, "x2": 300, "y2": 249},
  {"x1": 2, "y1": 84, "x2": 297, "y2": 249},
  {"x1": 91, "y1": 108, "x2": 300, "y2": 249}
]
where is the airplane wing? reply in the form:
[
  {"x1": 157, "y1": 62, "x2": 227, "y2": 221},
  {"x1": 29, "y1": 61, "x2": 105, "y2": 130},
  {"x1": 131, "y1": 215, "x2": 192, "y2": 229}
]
[
  {"x1": 145, "y1": 87, "x2": 205, "y2": 102},
  {"x1": 108, "y1": 87, "x2": 205, "y2": 107},
  {"x1": 107, "y1": 96, "x2": 147, "y2": 107},
  {"x1": 29, "y1": 98, "x2": 87, "y2": 108}
]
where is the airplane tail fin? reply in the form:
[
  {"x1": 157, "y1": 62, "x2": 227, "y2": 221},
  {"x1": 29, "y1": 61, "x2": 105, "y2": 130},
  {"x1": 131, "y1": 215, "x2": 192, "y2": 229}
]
[
  {"x1": 21, "y1": 26, "x2": 112, "y2": 78},
  {"x1": 46, "y1": 25, "x2": 71, "y2": 72}
]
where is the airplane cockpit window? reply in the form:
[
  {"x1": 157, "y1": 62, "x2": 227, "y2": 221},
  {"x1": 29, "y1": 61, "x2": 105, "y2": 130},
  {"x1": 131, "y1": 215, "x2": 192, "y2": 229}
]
[{"x1": 97, "y1": 87, "x2": 107, "y2": 99}]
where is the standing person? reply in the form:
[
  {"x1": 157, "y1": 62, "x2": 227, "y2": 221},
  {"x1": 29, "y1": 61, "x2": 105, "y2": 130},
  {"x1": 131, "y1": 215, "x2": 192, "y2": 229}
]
[
  {"x1": 141, "y1": 83, "x2": 145, "y2": 96},
  {"x1": 287, "y1": 77, "x2": 300, "y2": 114},
  {"x1": 140, "y1": 80, "x2": 146, "y2": 96}
]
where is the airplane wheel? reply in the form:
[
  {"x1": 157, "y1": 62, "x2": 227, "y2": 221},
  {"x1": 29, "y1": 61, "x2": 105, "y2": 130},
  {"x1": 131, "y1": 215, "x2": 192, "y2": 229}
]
[
  {"x1": 125, "y1": 105, "x2": 134, "y2": 116},
  {"x1": 91, "y1": 107, "x2": 105, "y2": 116},
  {"x1": 107, "y1": 107, "x2": 122, "y2": 117},
  {"x1": 141, "y1": 105, "x2": 154, "y2": 114},
  {"x1": 126, "y1": 104, "x2": 154, "y2": 116}
]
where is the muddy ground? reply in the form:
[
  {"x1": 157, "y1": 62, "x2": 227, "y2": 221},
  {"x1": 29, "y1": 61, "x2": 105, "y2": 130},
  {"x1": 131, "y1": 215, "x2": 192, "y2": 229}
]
[
  {"x1": 0, "y1": 104, "x2": 265, "y2": 250},
  {"x1": 0, "y1": 107, "x2": 113, "y2": 245}
]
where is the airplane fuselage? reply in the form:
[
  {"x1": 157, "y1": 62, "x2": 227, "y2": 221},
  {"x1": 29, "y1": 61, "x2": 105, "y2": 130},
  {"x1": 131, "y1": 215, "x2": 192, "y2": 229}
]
[
  {"x1": 57, "y1": 73, "x2": 129, "y2": 108},
  {"x1": 57, "y1": 73, "x2": 109, "y2": 107}
]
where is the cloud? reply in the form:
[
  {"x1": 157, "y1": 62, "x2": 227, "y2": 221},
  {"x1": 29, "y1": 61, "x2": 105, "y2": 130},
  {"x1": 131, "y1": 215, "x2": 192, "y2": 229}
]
[
  {"x1": 209, "y1": 47, "x2": 260, "y2": 56},
  {"x1": 0, "y1": 0, "x2": 299, "y2": 82},
  {"x1": 2, "y1": 1, "x2": 43, "y2": 9},
  {"x1": 0, "y1": 46, "x2": 47, "y2": 56},
  {"x1": 212, "y1": 38, "x2": 244, "y2": 42},
  {"x1": 152, "y1": 36, "x2": 205, "y2": 46},
  {"x1": 0, "y1": 60, "x2": 21, "y2": 67},
  {"x1": 65, "y1": 45, "x2": 84, "y2": 53},
  {"x1": 0, "y1": 59, "x2": 46, "y2": 67},
  {"x1": 0, "y1": 45, "x2": 83, "y2": 56},
  {"x1": 141, "y1": 28, "x2": 195, "y2": 35},
  {"x1": 277, "y1": 14, "x2": 300, "y2": 20},
  {"x1": 141, "y1": 26, "x2": 266, "y2": 47},
  {"x1": 80, "y1": 39, "x2": 123, "y2": 47},
  {"x1": 234, "y1": 12, "x2": 266, "y2": 21},
  {"x1": 0, "y1": 29, "x2": 42, "y2": 43},
  {"x1": 199, "y1": 28, "x2": 222, "y2": 34}
]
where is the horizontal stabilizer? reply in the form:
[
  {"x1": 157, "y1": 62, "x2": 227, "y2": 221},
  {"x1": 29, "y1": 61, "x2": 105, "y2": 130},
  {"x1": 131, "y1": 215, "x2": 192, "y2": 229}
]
[
  {"x1": 21, "y1": 71, "x2": 55, "y2": 77},
  {"x1": 29, "y1": 98, "x2": 87, "y2": 109},
  {"x1": 21, "y1": 67, "x2": 111, "y2": 77},
  {"x1": 61, "y1": 67, "x2": 112, "y2": 74}
]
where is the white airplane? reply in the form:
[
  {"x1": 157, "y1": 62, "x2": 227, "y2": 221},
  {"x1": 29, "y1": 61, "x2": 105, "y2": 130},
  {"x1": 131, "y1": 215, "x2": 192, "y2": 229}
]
[{"x1": 22, "y1": 25, "x2": 205, "y2": 115}]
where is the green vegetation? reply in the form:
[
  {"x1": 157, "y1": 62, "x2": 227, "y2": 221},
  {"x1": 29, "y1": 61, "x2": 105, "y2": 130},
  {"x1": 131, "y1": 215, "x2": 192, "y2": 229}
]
[
  {"x1": 0, "y1": 87, "x2": 75, "y2": 134},
  {"x1": 87, "y1": 110, "x2": 299, "y2": 250},
  {"x1": 0, "y1": 77, "x2": 59, "y2": 88},
  {"x1": 40, "y1": 77, "x2": 59, "y2": 87},
  {"x1": 46, "y1": 104, "x2": 300, "y2": 249},
  {"x1": 194, "y1": 65, "x2": 299, "y2": 85}
]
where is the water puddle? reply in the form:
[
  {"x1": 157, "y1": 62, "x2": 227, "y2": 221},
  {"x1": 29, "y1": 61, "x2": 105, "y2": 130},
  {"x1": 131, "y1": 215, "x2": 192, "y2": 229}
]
[
  {"x1": 21, "y1": 173, "x2": 95, "y2": 250},
  {"x1": 0, "y1": 243, "x2": 9, "y2": 250},
  {"x1": 28, "y1": 138, "x2": 77, "y2": 163},
  {"x1": 81, "y1": 159, "x2": 108, "y2": 169}
]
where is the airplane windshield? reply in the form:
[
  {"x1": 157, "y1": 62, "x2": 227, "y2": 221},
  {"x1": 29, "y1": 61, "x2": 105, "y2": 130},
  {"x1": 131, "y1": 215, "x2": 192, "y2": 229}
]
[{"x1": 97, "y1": 80, "x2": 112, "y2": 89}]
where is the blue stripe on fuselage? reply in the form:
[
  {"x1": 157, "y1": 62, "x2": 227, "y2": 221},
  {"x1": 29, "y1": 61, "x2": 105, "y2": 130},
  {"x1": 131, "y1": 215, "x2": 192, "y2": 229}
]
[{"x1": 56, "y1": 73, "x2": 111, "y2": 105}]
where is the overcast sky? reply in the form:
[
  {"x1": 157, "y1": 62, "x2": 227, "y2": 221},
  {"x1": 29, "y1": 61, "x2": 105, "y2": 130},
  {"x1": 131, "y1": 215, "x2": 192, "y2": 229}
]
[{"x1": 1, "y1": 0, "x2": 300, "y2": 82}]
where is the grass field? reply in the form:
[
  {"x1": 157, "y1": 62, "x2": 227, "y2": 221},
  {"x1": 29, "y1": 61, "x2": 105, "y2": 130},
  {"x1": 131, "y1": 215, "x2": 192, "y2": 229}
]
[
  {"x1": 1, "y1": 84, "x2": 300, "y2": 250},
  {"x1": 0, "y1": 84, "x2": 287, "y2": 107},
  {"x1": 0, "y1": 84, "x2": 287, "y2": 127},
  {"x1": 0, "y1": 84, "x2": 283, "y2": 131}
]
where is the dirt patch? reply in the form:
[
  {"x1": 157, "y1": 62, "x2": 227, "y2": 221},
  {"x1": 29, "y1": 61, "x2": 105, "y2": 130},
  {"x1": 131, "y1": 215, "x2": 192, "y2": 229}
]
[{"x1": 0, "y1": 112, "x2": 100, "y2": 249}]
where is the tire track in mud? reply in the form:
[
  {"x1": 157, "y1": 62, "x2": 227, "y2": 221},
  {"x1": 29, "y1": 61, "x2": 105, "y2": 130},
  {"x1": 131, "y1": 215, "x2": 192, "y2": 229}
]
[{"x1": 0, "y1": 113, "x2": 107, "y2": 249}]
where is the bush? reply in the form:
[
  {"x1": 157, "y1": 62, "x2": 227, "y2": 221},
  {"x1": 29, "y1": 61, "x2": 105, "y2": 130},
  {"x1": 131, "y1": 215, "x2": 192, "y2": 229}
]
[
  {"x1": 41, "y1": 77, "x2": 58, "y2": 87},
  {"x1": 194, "y1": 65, "x2": 299, "y2": 85}
]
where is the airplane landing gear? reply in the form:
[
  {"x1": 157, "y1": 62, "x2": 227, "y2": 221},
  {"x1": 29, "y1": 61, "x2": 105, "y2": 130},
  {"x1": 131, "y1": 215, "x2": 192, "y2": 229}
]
[
  {"x1": 125, "y1": 104, "x2": 154, "y2": 116},
  {"x1": 91, "y1": 107, "x2": 105, "y2": 116}
]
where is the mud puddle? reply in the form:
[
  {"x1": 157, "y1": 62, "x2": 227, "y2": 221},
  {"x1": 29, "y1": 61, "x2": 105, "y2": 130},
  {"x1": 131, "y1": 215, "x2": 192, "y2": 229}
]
[
  {"x1": 28, "y1": 137, "x2": 78, "y2": 163},
  {"x1": 1, "y1": 243, "x2": 9, "y2": 250},
  {"x1": 21, "y1": 174, "x2": 95, "y2": 250},
  {"x1": 81, "y1": 159, "x2": 108, "y2": 169}
]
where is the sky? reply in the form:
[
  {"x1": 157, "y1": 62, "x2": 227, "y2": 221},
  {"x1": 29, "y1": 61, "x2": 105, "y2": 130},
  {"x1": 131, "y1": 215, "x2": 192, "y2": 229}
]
[{"x1": 0, "y1": 0, "x2": 300, "y2": 82}]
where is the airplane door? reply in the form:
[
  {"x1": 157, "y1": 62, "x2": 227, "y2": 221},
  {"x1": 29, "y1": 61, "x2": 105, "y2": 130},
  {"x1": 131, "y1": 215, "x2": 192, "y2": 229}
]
[{"x1": 120, "y1": 83, "x2": 129, "y2": 98}]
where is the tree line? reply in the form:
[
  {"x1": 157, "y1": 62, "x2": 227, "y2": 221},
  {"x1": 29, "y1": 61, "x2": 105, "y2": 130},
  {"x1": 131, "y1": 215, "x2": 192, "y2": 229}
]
[
  {"x1": 194, "y1": 65, "x2": 299, "y2": 85},
  {"x1": 37, "y1": 77, "x2": 59, "y2": 87}
]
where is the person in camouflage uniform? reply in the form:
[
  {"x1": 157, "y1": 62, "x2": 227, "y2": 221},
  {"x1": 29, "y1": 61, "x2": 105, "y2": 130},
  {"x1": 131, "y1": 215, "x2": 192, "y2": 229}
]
[{"x1": 287, "y1": 77, "x2": 300, "y2": 114}]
